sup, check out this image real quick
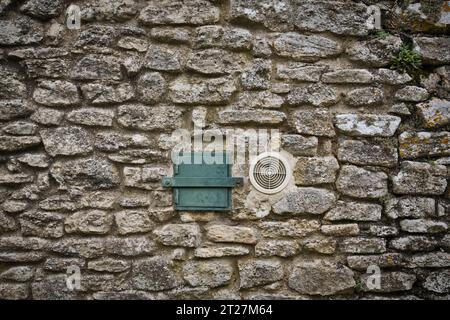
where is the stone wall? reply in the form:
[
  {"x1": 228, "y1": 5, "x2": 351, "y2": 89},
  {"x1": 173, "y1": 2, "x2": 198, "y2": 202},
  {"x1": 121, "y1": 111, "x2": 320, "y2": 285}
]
[{"x1": 0, "y1": 0, "x2": 450, "y2": 300}]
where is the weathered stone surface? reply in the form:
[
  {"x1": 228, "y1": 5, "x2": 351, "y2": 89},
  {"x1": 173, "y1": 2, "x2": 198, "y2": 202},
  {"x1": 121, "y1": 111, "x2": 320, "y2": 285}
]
[
  {"x1": 144, "y1": 44, "x2": 182, "y2": 72},
  {"x1": 241, "y1": 59, "x2": 270, "y2": 90},
  {"x1": 194, "y1": 246, "x2": 249, "y2": 258},
  {"x1": 0, "y1": 135, "x2": 41, "y2": 152},
  {"x1": 136, "y1": 72, "x2": 166, "y2": 103},
  {"x1": 73, "y1": 25, "x2": 117, "y2": 51},
  {"x1": 31, "y1": 275, "x2": 78, "y2": 299},
  {"x1": 406, "y1": 252, "x2": 450, "y2": 268},
  {"x1": 39, "y1": 192, "x2": 117, "y2": 211},
  {"x1": 193, "y1": 25, "x2": 252, "y2": 50},
  {"x1": 294, "y1": 1, "x2": 368, "y2": 36},
  {"x1": 369, "y1": 226, "x2": 398, "y2": 237},
  {"x1": 272, "y1": 187, "x2": 336, "y2": 215},
  {"x1": 259, "y1": 219, "x2": 320, "y2": 238},
  {"x1": 80, "y1": 0, "x2": 137, "y2": 22},
  {"x1": 250, "y1": 38, "x2": 271, "y2": 58},
  {"x1": 414, "y1": 37, "x2": 450, "y2": 65},
  {"x1": 423, "y1": 270, "x2": 450, "y2": 293},
  {"x1": 360, "y1": 272, "x2": 416, "y2": 293},
  {"x1": 206, "y1": 225, "x2": 257, "y2": 244},
  {"x1": 50, "y1": 157, "x2": 120, "y2": 190},
  {"x1": 345, "y1": 87, "x2": 384, "y2": 107},
  {"x1": 229, "y1": 0, "x2": 292, "y2": 32},
  {"x1": 117, "y1": 105, "x2": 183, "y2": 131},
  {"x1": 0, "y1": 65, "x2": 26, "y2": 99},
  {"x1": 334, "y1": 114, "x2": 401, "y2": 137},
  {"x1": 117, "y1": 36, "x2": 148, "y2": 52},
  {"x1": 65, "y1": 210, "x2": 113, "y2": 235},
  {"x1": 293, "y1": 108, "x2": 335, "y2": 137},
  {"x1": 0, "y1": 172, "x2": 33, "y2": 185},
  {"x1": 71, "y1": 55, "x2": 122, "y2": 80},
  {"x1": 395, "y1": 86, "x2": 429, "y2": 102},
  {"x1": 400, "y1": 219, "x2": 448, "y2": 234},
  {"x1": 390, "y1": 236, "x2": 438, "y2": 251},
  {"x1": 19, "y1": 210, "x2": 64, "y2": 238},
  {"x1": 399, "y1": 131, "x2": 450, "y2": 159},
  {"x1": 187, "y1": 49, "x2": 239, "y2": 76},
  {"x1": 81, "y1": 82, "x2": 134, "y2": 105},
  {"x1": 33, "y1": 80, "x2": 79, "y2": 107},
  {"x1": 392, "y1": 161, "x2": 447, "y2": 195},
  {"x1": 169, "y1": 76, "x2": 236, "y2": 105},
  {"x1": 30, "y1": 107, "x2": 63, "y2": 126},
  {"x1": 23, "y1": 58, "x2": 68, "y2": 78},
  {"x1": 0, "y1": 100, "x2": 34, "y2": 121},
  {"x1": 67, "y1": 108, "x2": 114, "y2": 127},
  {"x1": 40, "y1": 127, "x2": 92, "y2": 156},
  {"x1": 183, "y1": 260, "x2": 233, "y2": 288},
  {"x1": 153, "y1": 223, "x2": 201, "y2": 247},
  {"x1": 109, "y1": 148, "x2": 166, "y2": 165},
  {"x1": 385, "y1": 197, "x2": 435, "y2": 219},
  {"x1": 105, "y1": 236, "x2": 156, "y2": 256},
  {"x1": 139, "y1": 0, "x2": 219, "y2": 26},
  {"x1": 92, "y1": 291, "x2": 159, "y2": 300},
  {"x1": 20, "y1": 0, "x2": 64, "y2": 19},
  {"x1": 323, "y1": 69, "x2": 374, "y2": 84},
  {"x1": 338, "y1": 139, "x2": 398, "y2": 167},
  {"x1": 235, "y1": 91, "x2": 284, "y2": 109},
  {"x1": 0, "y1": 252, "x2": 45, "y2": 263},
  {"x1": 0, "y1": 236, "x2": 47, "y2": 251},
  {"x1": 390, "y1": 103, "x2": 411, "y2": 116},
  {"x1": 347, "y1": 253, "x2": 403, "y2": 270},
  {"x1": 301, "y1": 235, "x2": 336, "y2": 254},
  {"x1": 87, "y1": 258, "x2": 131, "y2": 273},
  {"x1": 294, "y1": 157, "x2": 339, "y2": 185},
  {"x1": 3, "y1": 121, "x2": 37, "y2": 135},
  {"x1": 340, "y1": 237, "x2": 386, "y2": 254},
  {"x1": 336, "y1": 166, "x2": 388, "y2": 199},
  {"x1": 49, "y1": 238, "x2": 104, "y2": 258},
  {"x1": 95, "y1": 132, "x2": 152, "y2": 152},
  {"x1": 43, "y1": 257, "x2": 84, "y2": 271},
  {"x1": 238, "y1": 259, "x2": 284, "y2": 289},
  {"x1": 115, "y1": 210, "x2": 155, "y2": 235},
  {"x1": 325, "y1": 201, "x2": 382, "y2": 222},
  {"x1": 287, "y1": 83, "x2": 339, "y2": 107},
  {"x1": 273, "y1": 33, "x2": 342, "y2": 61},
  {"x1": 288, "y1": 259, "x2": 355, "y2": 296},
  {"x1": 321, "y1": 224, "x2": 359, "y2": 236},
  {"x1": 417, "y1": 99, "x2": 450, "y2": 129},
  {"x1": 0, "y1": 283, "x2": 29, "y2": 300},
  {"x1": 218, "y1": 109, "x2": 285, "y2": 125},
  {"x1": 255, "y1": 240, "x2": 300, "y2": 258},
  {"x1": 123, "y1": 166, "x2": 166, "y2": 190},
  {"x1": 132, "y1": 257, "x2": 180, "y2": 291},
  {"x1": 376, "y1": 69, "x2": 412, "y2": 85},
  {"x1": 346, "y1": 36, "x2": 402, "y2": 67},
  {"x1": 281, "y1": 134, "x2": 318, "y2": 156},
  {"x1": 150, "y1": 27, "x2": 191, "y2": 44},
  {"x1": 2, "y1": 200, "x2": 29, "y2": 213},
  {"x1": 0, "y1": 16, "x2": 43, "y2": 45},
  {"x1": 0, "y1": 210, "x2": 17, "y2": 231},
  {"x1": 0, "y1": 266, "x2": 34, "y2": 282},
  {"x1": 276, "y1": 62, "x2": 326, "y2": 82}
]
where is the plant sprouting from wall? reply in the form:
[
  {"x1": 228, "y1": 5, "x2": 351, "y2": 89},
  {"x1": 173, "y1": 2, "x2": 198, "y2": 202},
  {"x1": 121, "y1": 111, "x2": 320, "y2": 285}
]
[{"x1": 390, "y1": 43, "x2": 423, "y2": 77}]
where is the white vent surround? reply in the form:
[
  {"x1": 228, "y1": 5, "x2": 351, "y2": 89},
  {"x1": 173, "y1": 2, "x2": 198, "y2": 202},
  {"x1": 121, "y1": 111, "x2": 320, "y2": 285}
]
[{"x1": 249, "y1": 152, "x2": 291, "y2": 194}]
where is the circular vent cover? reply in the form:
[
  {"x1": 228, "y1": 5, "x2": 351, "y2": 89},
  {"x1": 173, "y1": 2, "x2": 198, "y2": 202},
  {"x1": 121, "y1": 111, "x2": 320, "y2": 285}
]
[{"x1": 249, "y1": 152, "x2": 291, "y2": 194}]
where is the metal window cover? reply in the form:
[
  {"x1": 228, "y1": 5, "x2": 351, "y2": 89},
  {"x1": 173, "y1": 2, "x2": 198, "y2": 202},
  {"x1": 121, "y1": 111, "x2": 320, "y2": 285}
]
[{"x1": 162, "y1": 152, "x2": 243, "y2": 212}]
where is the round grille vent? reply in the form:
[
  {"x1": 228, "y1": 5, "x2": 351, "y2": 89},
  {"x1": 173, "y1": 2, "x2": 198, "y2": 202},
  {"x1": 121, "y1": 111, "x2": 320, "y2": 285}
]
[{"x1": 249, "y1": 152, "x2": 291, "y2": 194}]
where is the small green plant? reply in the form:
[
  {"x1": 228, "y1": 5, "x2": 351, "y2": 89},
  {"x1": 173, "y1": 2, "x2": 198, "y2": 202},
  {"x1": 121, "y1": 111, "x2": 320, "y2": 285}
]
[
  {"x1": 390, "y1": 44, "x2": 423, "y2": 77},
  {"x1": 375, "y1": 30, "x2": 390, "y2": 39}
]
